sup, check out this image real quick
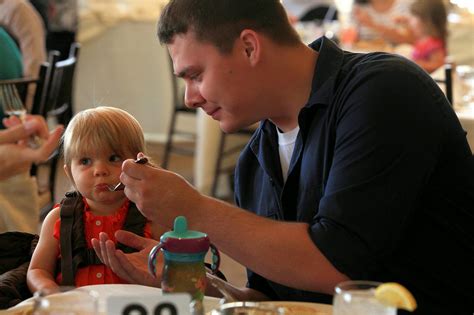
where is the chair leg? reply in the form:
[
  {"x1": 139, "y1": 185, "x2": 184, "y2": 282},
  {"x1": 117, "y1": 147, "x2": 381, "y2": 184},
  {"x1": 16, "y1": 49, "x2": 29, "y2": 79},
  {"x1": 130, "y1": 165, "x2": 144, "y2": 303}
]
[
  {"x1": 161, "y1": 108, "x2": 178, "y2": 169},
  {"x1": 211, "y1": 132, "x2": 226, "y2": 197}
]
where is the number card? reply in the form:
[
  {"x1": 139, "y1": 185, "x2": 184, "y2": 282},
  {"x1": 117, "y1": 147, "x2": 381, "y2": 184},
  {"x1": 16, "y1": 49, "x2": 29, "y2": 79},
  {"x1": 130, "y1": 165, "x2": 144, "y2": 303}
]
[{"x1": 107, "y1": 293, "x2": 191, "y2": 315}]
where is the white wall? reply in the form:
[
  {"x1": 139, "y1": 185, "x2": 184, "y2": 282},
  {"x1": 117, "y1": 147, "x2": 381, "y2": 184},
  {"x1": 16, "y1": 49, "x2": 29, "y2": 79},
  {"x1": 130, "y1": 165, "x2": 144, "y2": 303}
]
[{"x1": 74, "y1": 21, "x2": 191, "y2": 141}]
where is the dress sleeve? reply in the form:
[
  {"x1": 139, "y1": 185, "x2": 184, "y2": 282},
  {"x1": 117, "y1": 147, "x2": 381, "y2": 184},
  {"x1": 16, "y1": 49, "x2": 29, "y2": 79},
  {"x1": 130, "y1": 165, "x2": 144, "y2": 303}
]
[{"x1": 53, "y1": 218, "x2": 61, "y2": 240}]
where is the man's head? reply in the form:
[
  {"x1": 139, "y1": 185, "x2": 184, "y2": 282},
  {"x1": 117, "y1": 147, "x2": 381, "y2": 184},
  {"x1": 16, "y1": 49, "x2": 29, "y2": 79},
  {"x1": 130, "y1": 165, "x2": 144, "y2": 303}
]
[
  {"x1": 157, "y1": 0, "x2": 305, "y2": 133},
  {"x1": 157, "y1": 0, "x2": 300, "y2": 54}
]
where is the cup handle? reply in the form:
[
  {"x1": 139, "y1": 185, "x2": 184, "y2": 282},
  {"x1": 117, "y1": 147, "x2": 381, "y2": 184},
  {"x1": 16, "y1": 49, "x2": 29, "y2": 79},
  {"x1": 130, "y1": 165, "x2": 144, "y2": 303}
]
[
  {"x1": 209, "y1": 243, "x2": 221, "y2": 275},
  {"x1": 148, "y1": 243, "x2": 164, "y2": 277}
]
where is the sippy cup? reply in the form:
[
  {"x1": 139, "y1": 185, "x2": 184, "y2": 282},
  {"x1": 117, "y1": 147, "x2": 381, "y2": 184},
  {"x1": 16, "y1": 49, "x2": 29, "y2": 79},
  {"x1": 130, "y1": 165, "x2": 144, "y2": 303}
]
[{"x1": 148, "y1": 216, "x2": 220, "y2": 302}]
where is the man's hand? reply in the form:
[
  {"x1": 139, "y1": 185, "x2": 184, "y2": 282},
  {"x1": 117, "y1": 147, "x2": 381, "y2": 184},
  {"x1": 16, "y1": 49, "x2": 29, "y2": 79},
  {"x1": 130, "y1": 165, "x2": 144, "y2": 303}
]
[
  {"x1": 119, "y1": 153, "x2": 204, "y2": 227},
  {"x1": 91, "y1": 230, "x2": 162, "y2": 287}
]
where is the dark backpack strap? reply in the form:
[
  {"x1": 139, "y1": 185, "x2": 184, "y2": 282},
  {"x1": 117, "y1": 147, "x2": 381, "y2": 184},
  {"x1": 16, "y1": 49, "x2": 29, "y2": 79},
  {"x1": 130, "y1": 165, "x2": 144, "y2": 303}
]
[
  {"x1": 117, "y1": 202, "x2": 147, "y2": 254},
  {"x1": 58, "y1": 198, "x2": 147, "y2": 283},
  {"x1": 59, "y1": 191, "x2": 83, "y2": 286}
]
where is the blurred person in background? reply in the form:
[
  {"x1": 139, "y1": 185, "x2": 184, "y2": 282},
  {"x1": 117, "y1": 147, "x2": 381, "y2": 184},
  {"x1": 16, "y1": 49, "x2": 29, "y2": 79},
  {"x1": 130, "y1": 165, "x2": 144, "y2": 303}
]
[
  {"x1": 407, "y1": 0, "x2": 448, "y2": 73},
  {"x1": 0, "y1": 116, "x2": 62, "y2": 181},
  {"x1": 0, "y1": 0, "x2": 47, "y2": 109},
  {"x1": 0, "y1": 115, "x2": 63, "y2": 233},
  {"x1": 352, "y1": 0, "x2": 415, "y2": 45},
  {"x1": 47, "y1": 0, "x2": 78, "y2": 61},
  {"x1": 282, "y1": 0, "x2": 338, "y2": 24},
  {"x1": 0, "y1": 27, "x2": 23, "y2": 127}
]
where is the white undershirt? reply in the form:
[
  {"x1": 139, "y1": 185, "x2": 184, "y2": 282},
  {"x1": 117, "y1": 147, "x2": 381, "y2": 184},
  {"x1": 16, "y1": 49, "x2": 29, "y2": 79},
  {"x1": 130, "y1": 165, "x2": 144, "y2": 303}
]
[{"x1": 277, "y1": 125, "x2": 300, "y2": 183}]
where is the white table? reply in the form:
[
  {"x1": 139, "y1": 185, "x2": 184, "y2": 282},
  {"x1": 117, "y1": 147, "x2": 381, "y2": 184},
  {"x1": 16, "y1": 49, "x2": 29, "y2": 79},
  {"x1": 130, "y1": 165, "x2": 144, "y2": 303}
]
[
  {"x1": 4, "y1": 284, "x2": 220, "y2": 315},
  {"x1": 4, "y1": 284, "x2": 333, "y2": 315}
]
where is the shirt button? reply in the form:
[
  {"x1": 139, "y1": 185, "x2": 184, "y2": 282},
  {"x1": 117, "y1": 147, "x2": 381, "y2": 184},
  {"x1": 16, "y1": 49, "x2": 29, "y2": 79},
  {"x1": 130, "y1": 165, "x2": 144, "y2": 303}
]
[
  {"x1": 96, "y1": 272, "x2": 102, "y2": 279},
  {"x1": 95, "y1": 220, "x2": 101, "y2": 226}
]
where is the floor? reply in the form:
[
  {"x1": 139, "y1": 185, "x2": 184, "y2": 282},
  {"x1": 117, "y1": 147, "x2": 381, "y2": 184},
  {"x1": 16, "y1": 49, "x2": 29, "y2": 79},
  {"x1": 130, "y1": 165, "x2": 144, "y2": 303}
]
[{"x1": 48, "y1": 141, "x2": 248, "y2": 288}]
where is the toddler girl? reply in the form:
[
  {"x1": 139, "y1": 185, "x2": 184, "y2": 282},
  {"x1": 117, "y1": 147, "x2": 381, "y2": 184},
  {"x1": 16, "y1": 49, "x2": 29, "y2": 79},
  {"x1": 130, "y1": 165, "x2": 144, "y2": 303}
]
[
  {"x1": 409, "y1": 0, "x2": 447, "y2": 73},
  {"x1": 27, "y1": 106, "x2": 160, "y2": 294}
]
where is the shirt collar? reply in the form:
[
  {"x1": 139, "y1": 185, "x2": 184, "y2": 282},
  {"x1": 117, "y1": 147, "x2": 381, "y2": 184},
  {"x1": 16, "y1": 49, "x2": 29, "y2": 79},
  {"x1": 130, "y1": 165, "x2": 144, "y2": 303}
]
[
  {"x1": 249, "y1": 37, "x2": 345, "y2": 159},
  {"x1": 305, "y1": 36, "x2": 345, "y2": 108}
]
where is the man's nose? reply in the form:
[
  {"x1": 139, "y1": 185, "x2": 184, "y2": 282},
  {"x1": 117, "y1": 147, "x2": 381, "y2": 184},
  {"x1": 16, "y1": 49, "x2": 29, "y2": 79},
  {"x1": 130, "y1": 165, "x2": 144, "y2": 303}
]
[{"x1": 184, "y1": 84, "x2": 204, "y2": 109}]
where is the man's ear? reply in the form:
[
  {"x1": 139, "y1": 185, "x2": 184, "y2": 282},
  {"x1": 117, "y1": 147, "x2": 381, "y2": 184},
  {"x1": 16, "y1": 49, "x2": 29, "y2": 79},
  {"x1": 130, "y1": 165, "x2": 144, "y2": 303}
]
[{"x1": 240, "y1": 29, "x2": 261, "y2": 66}]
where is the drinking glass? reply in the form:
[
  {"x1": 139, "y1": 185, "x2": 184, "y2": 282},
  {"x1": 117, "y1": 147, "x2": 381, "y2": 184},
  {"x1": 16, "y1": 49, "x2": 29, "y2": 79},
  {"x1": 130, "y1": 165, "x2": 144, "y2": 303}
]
[
  {"x1": 333, "y1": 281, "x2": 396, "y2": 315},
  {"x1": 32, "y1": 286, "x2": 98, "y2": 315}
]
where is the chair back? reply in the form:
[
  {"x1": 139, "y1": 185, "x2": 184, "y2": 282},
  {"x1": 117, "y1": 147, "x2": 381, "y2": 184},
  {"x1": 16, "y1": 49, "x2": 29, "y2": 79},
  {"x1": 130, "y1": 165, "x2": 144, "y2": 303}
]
[
  {"x1": 45, "y1": 42, "x2": 80, "y2": 126},
  {"x1": 31, "y1": 50, "x2": 61, "y2": 117}
]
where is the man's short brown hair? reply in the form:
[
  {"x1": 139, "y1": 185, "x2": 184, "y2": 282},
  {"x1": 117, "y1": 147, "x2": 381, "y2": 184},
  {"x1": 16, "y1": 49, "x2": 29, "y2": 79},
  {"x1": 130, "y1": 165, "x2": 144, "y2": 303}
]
[{"x1": 157, "y1": 0, "x2": 301, "y2": 54}]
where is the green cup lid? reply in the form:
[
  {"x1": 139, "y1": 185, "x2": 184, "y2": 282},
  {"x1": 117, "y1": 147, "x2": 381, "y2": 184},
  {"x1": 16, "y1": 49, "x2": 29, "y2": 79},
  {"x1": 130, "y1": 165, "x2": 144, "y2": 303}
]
[{"x1": 161, "y1": 216, "x2": 207, "y2": 240}]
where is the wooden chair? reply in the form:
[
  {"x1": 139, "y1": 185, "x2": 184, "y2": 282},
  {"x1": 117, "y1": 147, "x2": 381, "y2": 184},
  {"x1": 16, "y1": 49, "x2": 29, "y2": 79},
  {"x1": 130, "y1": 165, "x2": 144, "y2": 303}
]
[{"x1": 161, "y1": 55, "x2": 197, "y2": 169}]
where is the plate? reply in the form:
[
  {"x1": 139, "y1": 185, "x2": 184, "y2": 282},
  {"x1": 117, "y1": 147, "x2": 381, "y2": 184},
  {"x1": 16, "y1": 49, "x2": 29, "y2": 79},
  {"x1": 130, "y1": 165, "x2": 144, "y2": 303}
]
[{"x1": 260, "y1": 301, "x2": 332, "y2": 315}]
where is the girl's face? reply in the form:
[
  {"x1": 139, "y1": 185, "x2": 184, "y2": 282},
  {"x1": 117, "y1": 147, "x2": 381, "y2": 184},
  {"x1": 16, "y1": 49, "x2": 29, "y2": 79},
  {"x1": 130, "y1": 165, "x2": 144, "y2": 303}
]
[
  {"x1": 65, "y1": 150, "x2": 128, "y2": 212},
  {"x1": 409, "y1": 15, "x2": 426, "y2": 39}
]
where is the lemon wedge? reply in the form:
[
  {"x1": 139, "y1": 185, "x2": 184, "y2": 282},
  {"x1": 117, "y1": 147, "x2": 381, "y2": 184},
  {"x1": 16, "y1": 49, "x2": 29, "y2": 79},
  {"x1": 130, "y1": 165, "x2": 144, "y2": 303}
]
[{"x1": 375, "y1": 282, "x2": 417, "y2": 311}]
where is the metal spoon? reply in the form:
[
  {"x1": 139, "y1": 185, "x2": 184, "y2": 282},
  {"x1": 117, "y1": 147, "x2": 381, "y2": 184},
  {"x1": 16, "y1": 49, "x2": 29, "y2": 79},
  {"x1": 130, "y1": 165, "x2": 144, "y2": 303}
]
[
  {"x1": 108, "y1": 156, "x2": 149, "y2": 191},
  {"x1": 205, "y1": 267, "x2": 237, "y2": 302}
]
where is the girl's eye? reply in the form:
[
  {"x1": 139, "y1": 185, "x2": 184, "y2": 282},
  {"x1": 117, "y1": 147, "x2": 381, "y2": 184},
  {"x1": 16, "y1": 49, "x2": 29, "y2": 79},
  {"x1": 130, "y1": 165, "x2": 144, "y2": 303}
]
[
  {"x1": 109, "y1": 154, "x2": 122, "y2": 163},
  {"x1": 79, "y1": 158, "x2": 91, "y2": 166}
]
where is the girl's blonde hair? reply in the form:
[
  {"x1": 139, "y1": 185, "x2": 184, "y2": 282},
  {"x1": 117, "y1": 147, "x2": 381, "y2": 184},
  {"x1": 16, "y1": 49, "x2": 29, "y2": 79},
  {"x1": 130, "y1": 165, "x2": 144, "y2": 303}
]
[
  {"x1": 410, "y1": 0, "x2": 448, "y2": 42},
  {"x1": 62, "y1": 106, "x2": 146, "y2": 166}
]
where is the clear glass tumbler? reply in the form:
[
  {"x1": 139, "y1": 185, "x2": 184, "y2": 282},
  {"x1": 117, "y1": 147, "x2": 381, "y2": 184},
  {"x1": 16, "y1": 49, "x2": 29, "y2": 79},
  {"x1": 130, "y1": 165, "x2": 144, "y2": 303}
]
[
  {"x1": 32, "y1": 286, "x2": 98, "y2": 315},
  {"x1": 333, "y1": 281, "x2": 396, "y2": 315}
]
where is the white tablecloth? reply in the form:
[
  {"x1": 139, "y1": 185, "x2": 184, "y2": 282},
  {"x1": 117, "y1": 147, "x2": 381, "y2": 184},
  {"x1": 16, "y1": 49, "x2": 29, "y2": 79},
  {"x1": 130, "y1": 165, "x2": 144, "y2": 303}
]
[{"x1": 3, "y1": 284, "x2": 220, "y2": 315}]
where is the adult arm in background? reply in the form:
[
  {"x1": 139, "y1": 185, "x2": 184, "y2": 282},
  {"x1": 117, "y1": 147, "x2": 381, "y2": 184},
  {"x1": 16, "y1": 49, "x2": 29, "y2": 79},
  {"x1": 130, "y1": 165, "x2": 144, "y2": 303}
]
[
  {"x1": 0, "y1": 115, "x2": 63, "y2": 180},
  {"x1": 0, "y1": 0, "x2": 47, "y2": 108},
  {"x1": 353, "y1": 5, "x2": 415, "y2": 44}
]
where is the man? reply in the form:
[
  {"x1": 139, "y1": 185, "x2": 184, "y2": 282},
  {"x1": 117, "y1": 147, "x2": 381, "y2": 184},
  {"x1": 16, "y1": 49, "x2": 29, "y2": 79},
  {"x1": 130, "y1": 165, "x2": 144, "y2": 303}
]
[{"x1": 92, "y1": 1, "x2": 474, "y2": 314}]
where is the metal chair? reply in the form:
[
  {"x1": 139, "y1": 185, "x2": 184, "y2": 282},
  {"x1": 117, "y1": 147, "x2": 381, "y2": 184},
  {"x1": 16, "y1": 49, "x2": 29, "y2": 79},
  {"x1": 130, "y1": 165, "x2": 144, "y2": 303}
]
[
  {"x1": 211, "y1": 126, "x2": 257, "y2": 198},
  {"x1": 46, "y1": 42, "x2": 80, "y2": 127},
  {"x1": 161, "y1": 55, "x2": 197, "y2": 169},
  {"x1": 433, "y1": 63, "x2": 453, "y2": 105},
  {"x1": 39, "y1": 42, "x2": 80, "y2": 209}
]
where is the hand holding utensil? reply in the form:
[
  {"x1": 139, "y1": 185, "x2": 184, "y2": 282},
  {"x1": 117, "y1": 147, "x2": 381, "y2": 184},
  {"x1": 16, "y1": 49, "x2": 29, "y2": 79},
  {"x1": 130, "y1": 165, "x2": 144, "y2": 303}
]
[
  {"x1": 0, "y1": 83, "x2": 41, "y2": 148},
  {"x1": 108, "y1": 156, "x2": 149, "y2": 191}
]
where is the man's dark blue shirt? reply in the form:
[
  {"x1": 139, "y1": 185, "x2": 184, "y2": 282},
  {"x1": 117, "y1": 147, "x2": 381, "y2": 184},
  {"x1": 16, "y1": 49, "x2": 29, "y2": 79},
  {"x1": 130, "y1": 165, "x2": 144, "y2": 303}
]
[{"x1": 234, "y1": 37, "x2": 474, "y2": 314}]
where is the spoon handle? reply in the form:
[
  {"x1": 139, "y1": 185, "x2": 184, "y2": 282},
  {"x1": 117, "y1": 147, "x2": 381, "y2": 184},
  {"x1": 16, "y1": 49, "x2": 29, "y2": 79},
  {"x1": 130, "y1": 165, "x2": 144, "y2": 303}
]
[{"x1": 112, "y1": 157, "x2": 149, "y2": 191}]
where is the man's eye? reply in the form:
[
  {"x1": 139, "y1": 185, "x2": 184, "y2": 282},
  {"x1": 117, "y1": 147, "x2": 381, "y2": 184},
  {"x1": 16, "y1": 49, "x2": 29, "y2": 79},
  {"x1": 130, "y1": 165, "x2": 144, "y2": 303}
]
[
  {"x1": 79, "y1": 158, "x2": 91, "y2": 165},
  {"x1": 110, "y1": 154, "x2": 122, "y2": 162},
  {"x1": 190, "y1": 73, "x2": 202, "y2": 81}
]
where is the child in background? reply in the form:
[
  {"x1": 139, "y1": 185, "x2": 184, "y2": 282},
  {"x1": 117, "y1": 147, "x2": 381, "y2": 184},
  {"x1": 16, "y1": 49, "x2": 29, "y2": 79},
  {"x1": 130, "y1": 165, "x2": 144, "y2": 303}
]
[
  {"x1": 409, "y1": 0, "x2": 447, "y2": 73},
  {"x1": 27, "y1": 106, "x2": 164, "y2": 294}
]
